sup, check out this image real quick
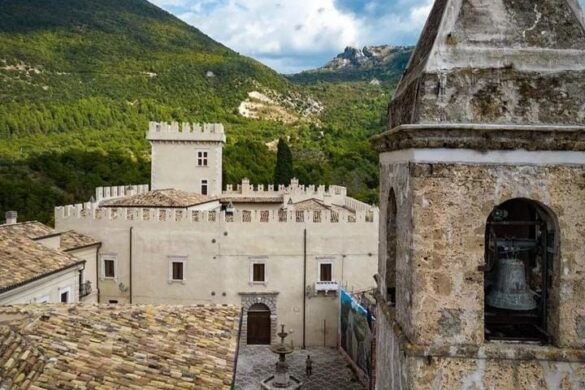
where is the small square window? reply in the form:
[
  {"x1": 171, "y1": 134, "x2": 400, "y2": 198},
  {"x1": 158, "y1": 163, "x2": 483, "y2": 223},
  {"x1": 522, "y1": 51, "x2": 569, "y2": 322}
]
[
  {"x1": 60, "y1": 291, "x2": 69, "y2": 303},
  {"x1": 104, "y1": 258, "x2": 115, "y2": 278},
  {"x1": 197, "y1": 151, "x2": 208, "y2": 167},
  {"x1": 172, "y1": 261, "x2": 184, "y2": 281},
  {"x1": 253, "y1": 263, "x2": 265, "y2": 282},
  {"x1": 319, "y1": 263, "x2": 332, "y2": 282}
]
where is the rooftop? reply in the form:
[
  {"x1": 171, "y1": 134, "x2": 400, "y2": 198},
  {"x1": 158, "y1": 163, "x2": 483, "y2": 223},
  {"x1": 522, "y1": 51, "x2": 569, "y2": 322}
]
[
  {"x1": 0, "y1": 221, "x2": 55, "y2": 239},
  {"x1": 0, "y1": 231, "x2": 84, "y2": 293},
  {"x1": 0, "y1": 221, "x2": 99, "y2": 252},
  {"x1": 101, "y1": 188, "x2": 217, "y2": 208},
  {"x1": 60, "y1": 230, "x2": 100, "y2": 251},
  {"x1": 0, "y1": 304, "x2": 241, "y2": 389}
]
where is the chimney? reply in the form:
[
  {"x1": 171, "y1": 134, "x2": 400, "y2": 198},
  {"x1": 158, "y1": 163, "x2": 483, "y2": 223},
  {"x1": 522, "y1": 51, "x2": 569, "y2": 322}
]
[{"x1": 5, "y1": 211, "x2": 17, "y2": 225}]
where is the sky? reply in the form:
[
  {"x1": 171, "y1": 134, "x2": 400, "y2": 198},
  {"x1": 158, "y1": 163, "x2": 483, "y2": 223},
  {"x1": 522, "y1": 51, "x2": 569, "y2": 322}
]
[{"x1": 150, "y1": 0, "x2": 585, "y2": 74}]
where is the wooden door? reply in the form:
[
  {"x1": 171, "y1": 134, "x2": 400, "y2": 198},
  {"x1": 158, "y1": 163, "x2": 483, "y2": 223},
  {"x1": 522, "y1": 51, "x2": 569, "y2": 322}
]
[{"x1": 247, "y1": 306, "x2": 271, "y2": 344}]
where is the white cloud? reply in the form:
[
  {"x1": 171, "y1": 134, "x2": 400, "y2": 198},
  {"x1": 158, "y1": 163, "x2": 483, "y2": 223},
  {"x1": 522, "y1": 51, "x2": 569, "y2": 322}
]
[
  {"x1": 180, "y1": 0, "x2": 359, "y2": 60},
  {"x1": 154, "y1": 0, "x2": 585, "y2": 73}
]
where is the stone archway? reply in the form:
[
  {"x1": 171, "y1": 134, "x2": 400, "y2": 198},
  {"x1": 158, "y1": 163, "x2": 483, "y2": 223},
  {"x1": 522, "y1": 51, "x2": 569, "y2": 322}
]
[{"x1": 239, "y1": 292, "x2": 278, "y2": 346}]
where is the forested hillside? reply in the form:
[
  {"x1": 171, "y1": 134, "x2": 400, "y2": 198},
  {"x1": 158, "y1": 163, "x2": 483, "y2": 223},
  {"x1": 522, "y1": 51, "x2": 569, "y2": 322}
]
[{"x1": 0, "y1": 0, "x2": 397, "y2": 223}]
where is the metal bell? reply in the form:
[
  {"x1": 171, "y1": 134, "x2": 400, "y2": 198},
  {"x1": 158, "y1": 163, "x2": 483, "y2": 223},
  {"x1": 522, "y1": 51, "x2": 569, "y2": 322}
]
[{"x1": 486, "y1": 258, "x2": 536, "y2": 311}]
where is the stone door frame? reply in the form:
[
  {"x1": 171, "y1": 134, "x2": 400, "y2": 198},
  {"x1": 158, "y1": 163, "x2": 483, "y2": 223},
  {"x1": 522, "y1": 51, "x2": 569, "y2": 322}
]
[{"x1": 239, "y1": 292, "x2": 279, "y2": 346}]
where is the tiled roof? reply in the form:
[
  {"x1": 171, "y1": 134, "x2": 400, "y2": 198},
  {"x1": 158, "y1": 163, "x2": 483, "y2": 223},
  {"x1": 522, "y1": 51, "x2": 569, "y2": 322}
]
[
  {"x1": 0, "y1": 221, "x2": 55, "y2": 239},
  {"x1": 220, "y1": 195, "x2": 283, "y2": 204},
  {"x1": 101, "y1": 188, "x2": 216, "y2": 208},
  {"x1": 0, "y1": 304, "x2": 241, "y2": 389},
  {"x1": 292, "y1": 198, "x2": 331, "y2": 211},
  {"x1": 60, "y1": 230, "x2": 100, "y2": 251},
  {"x1": 0, "y1": 232, "x2": 84, "y2": 293}
]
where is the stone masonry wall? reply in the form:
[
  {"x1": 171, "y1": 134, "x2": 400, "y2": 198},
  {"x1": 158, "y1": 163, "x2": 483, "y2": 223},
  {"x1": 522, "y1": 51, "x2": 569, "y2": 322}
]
[{"x1": 407, "y1": 163, "x2": 585, "y2": 347}]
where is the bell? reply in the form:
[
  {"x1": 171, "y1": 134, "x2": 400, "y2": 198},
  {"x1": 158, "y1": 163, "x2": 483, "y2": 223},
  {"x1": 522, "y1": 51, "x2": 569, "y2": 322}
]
[{"x1": 486, "y1": 258, "x2": 536, "y2": 311}]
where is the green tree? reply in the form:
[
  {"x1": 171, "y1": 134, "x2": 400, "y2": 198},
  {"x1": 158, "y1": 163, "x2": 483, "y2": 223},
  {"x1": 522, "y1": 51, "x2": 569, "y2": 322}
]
[{"x1": 273, "y1": 138, "x2": 293, "y2": 186}]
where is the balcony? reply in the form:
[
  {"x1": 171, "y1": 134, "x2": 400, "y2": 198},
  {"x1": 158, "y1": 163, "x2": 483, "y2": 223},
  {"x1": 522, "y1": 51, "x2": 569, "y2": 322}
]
[
  {"x1": 80, "y1": 281, "x2": 92, "y2": 298},
  {"x1": 315, "y1": 281, "x2": 338, "y2": 294}
]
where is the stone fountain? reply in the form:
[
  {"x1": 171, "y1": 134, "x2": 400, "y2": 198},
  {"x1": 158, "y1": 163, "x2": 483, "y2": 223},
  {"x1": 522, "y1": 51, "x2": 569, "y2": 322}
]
[{"x1": 260, "y1": 324, "x2": 302, "y2": 389}]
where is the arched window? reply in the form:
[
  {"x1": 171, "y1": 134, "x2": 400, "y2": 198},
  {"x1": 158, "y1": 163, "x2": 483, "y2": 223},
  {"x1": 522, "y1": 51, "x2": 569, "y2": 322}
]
[
  {"x1": 386, "y1": 189, "x2": 397, "y2": 305},
  {"x1": 484, "y1": 199, "x2": 557, "y2": 344}
]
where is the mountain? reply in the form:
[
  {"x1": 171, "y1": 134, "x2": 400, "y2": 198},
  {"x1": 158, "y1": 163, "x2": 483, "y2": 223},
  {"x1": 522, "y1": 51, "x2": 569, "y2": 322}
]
[
  {"x1": 0, "y1": 0, "x2": 388, "y2": 223},
  {"x1": 287, "y1": 45, "x2": 413, "y2": 85}
]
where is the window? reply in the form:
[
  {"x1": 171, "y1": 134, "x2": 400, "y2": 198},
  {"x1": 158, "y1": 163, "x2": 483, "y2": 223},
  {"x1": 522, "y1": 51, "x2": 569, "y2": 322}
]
[
  {"x1": 169, "y1": 257, "x2": 186, "y2": 282},
  {"x1": 319, "y1": 263, "x2": 333, "y2": 282},
  {"x1": 172, "y1": 261, "x2": 184, "y2": 281},
  {"x1": 197, "y1": 150, "x2": 208, "y2": 166},
  {"x1": 201, "y1": 179, "x2": 208, "y2": 196},
  {"x1": 249, "y1": 257, "x2": 268, "y2": 285},
  {"x1": 60, "y1": 291, "x2": 69, "y2": 303},
  {"x1": 253, "y1": 263, "x2": 265, "y2": 282},
  {"x1": 103, "y1": 257, "x2": 116, "y2": 279}
]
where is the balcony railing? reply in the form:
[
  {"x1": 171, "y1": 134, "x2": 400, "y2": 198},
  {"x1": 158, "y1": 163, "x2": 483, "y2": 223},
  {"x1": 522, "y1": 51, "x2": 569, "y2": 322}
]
[
  {"x1": 80, "y1": 281, "x2": 92, "y2": 298},
  {"x1": 315, "y1": 281, "x2": 338, "y2": 293}
]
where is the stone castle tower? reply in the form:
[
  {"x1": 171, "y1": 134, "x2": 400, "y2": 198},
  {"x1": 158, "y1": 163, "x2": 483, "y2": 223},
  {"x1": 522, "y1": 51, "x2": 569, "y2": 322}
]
[
  {"x1": 375, "y1": 0, "x2": 585, "y2": 388},
  {"x1": 147, "y1": 122, "x2": 226, "y2": 196}
]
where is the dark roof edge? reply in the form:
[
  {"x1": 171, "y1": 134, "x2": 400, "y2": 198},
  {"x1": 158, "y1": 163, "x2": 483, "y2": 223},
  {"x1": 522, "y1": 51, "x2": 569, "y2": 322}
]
[
  {"x1": 63, "y1": 242, "x2": 102, "y2": 252},
  {"x1": 0, "y1": 260, "x2": 86, "y2": 295},
  {"x1": 100, "y1": 198, "x2": 219, "y2": 209}
]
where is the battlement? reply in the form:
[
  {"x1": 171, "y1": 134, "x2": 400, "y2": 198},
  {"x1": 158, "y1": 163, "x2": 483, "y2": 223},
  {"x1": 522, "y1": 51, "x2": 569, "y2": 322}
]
[
  {"x1": 55, "y1": 203, "x2": 378, "y2": 225},
  {"x1": 225, "y1": 178, "x2": 348, "y2": 198},
  {"x1": 95, "y1": 184, "x2": 150, "y2": 202},
  {"x1": 147, "y1": 122, "x2": 226, "y2": 143}
]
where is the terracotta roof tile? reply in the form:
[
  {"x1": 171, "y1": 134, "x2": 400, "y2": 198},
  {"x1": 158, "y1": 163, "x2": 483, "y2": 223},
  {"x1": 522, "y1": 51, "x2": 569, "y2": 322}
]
[
  {"x1": 0, "y1": 222, "x2": 55, "y2": 240},
  {"x1": 0, "y1": 233, "x2": 84, "y2": 293},
  {"x1": 101, "y1": 189, "x2": 216, "y2": 208},
  {"x1": 60, "y1": 231, "x2": 100, "y2": 251},
  {"x1": 0, "y1": 304, "x2": 240, "y2": 389}
]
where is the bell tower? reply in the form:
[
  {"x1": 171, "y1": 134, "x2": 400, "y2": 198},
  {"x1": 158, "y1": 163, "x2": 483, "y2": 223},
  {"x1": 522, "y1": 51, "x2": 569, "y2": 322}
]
[
  {"x1": 375, "y1": 0, "x2": 585, "y2": 388},
  {"x1": 147, "y1": 122, "x2": 226, "y2": 196}
]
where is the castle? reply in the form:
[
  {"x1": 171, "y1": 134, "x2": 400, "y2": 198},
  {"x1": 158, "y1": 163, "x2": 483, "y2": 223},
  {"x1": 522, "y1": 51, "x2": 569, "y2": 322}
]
[{"x1": 55, "y1": 122, "x2": 379, "y2": 347}]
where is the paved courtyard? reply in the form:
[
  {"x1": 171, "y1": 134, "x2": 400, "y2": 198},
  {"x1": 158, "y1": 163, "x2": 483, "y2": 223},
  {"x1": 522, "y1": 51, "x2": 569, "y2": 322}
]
[{"x1": 234, "y1": 345, "x2": 365, "y2": 390}]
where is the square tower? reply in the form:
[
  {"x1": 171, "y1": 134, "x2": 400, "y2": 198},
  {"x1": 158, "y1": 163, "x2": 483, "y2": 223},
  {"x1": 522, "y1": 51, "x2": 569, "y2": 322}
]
[
  {"x1": 147, "y1": 122, "x2": 226, "y2": 196},
  {"x1": 375, "y1": 1, "x2": 585, "y2": 388}
]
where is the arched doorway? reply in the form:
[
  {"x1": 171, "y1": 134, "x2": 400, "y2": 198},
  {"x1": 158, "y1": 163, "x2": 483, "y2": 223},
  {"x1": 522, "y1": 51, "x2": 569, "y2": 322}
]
[
  {"x1": 247, "y1": 303, "x2": 271, "y2": 345},
  {"x1": 484, "y1": 198, "x2": 557, "y2": 344}
]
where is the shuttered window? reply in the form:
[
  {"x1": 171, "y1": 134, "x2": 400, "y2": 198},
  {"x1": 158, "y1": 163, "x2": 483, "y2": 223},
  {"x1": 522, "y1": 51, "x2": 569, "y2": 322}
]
[
  {"x1": 172, "y1": 262, "x2": 184, "y2": 281},
  {"x1": 253, "y1": 263, "x2": 265, "y2": 282},
  {"x1": 104, "y1": 259, "x2": 115, "y2": 278},
  {"x1": 320, "y1": 263, "x2": 332, "y2": 282}
]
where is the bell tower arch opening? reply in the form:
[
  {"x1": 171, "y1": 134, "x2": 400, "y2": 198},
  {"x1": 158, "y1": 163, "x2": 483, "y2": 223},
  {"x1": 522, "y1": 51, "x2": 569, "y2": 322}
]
[
  {"x1": 484, "y1": 198, "x2": 558, "y2": 344},
  {"x1": 386, "y1": 189, "x2": 397, "y2": 305}
]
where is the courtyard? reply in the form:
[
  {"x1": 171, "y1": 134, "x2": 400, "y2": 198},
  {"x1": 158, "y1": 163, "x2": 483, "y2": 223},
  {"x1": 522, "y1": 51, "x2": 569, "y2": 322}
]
[{"x1": 234, "y1": 345, "x2": 365, "y2": 390}]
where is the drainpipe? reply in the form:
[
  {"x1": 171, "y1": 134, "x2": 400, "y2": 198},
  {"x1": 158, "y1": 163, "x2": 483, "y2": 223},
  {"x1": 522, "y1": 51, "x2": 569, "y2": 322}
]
[
  {"x1": 96, "y1": 243, "x2": 102, "y2": 303},
  {"x1": 129, "y1": 227, "x2": 133, "y2": 304},
  {"x1": 303, "y1": 228, "x2": 307, "y2": 349}
]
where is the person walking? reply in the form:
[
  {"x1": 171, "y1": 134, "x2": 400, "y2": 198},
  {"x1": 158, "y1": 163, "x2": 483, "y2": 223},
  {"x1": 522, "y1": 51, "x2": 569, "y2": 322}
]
[{"x1": 305, "y1": 355, "x2": 313, "y2": 377}]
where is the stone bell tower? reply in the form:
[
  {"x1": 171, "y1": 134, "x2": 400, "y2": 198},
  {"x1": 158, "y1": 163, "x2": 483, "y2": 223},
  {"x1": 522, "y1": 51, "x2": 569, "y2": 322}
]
[
  {"x1": 147, "y1": 122, "x2": 226, "y2": 196},
  {"x1": 374, "y1": 0, "x2": 585, "y2": 388}
]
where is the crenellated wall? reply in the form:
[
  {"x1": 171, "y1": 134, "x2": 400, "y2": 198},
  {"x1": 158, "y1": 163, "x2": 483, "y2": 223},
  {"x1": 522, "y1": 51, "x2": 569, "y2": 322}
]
[{"x1": 56, "y1": 203, "x2": 377, "y2": 225}]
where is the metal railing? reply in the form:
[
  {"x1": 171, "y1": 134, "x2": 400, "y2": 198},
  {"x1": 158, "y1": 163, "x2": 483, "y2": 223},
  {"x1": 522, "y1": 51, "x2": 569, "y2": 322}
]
[{"x1": 80, "y1": 281, "x2": 92, "y2": 298}]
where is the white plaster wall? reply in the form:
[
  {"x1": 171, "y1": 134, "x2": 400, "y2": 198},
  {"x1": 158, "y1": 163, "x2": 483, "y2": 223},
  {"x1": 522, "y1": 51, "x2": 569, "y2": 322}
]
[
  {"x1": 0, "y1": 267, "x2": 81, "y2": 304},
  {"x1": 67, "y1": 246, "x2": 99, "y2": 303},
  {"x1": 56, "y1": 216, "x2": 378, "y2": 347},
  {"x1": 151, "y1": 142, "x2": 223, "y2": 195}
]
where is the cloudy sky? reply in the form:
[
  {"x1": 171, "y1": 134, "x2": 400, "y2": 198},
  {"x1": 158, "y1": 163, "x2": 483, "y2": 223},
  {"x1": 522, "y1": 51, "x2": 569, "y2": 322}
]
[{"x1": 150, "y1": 0, "x2": 585, "y2": 74}]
